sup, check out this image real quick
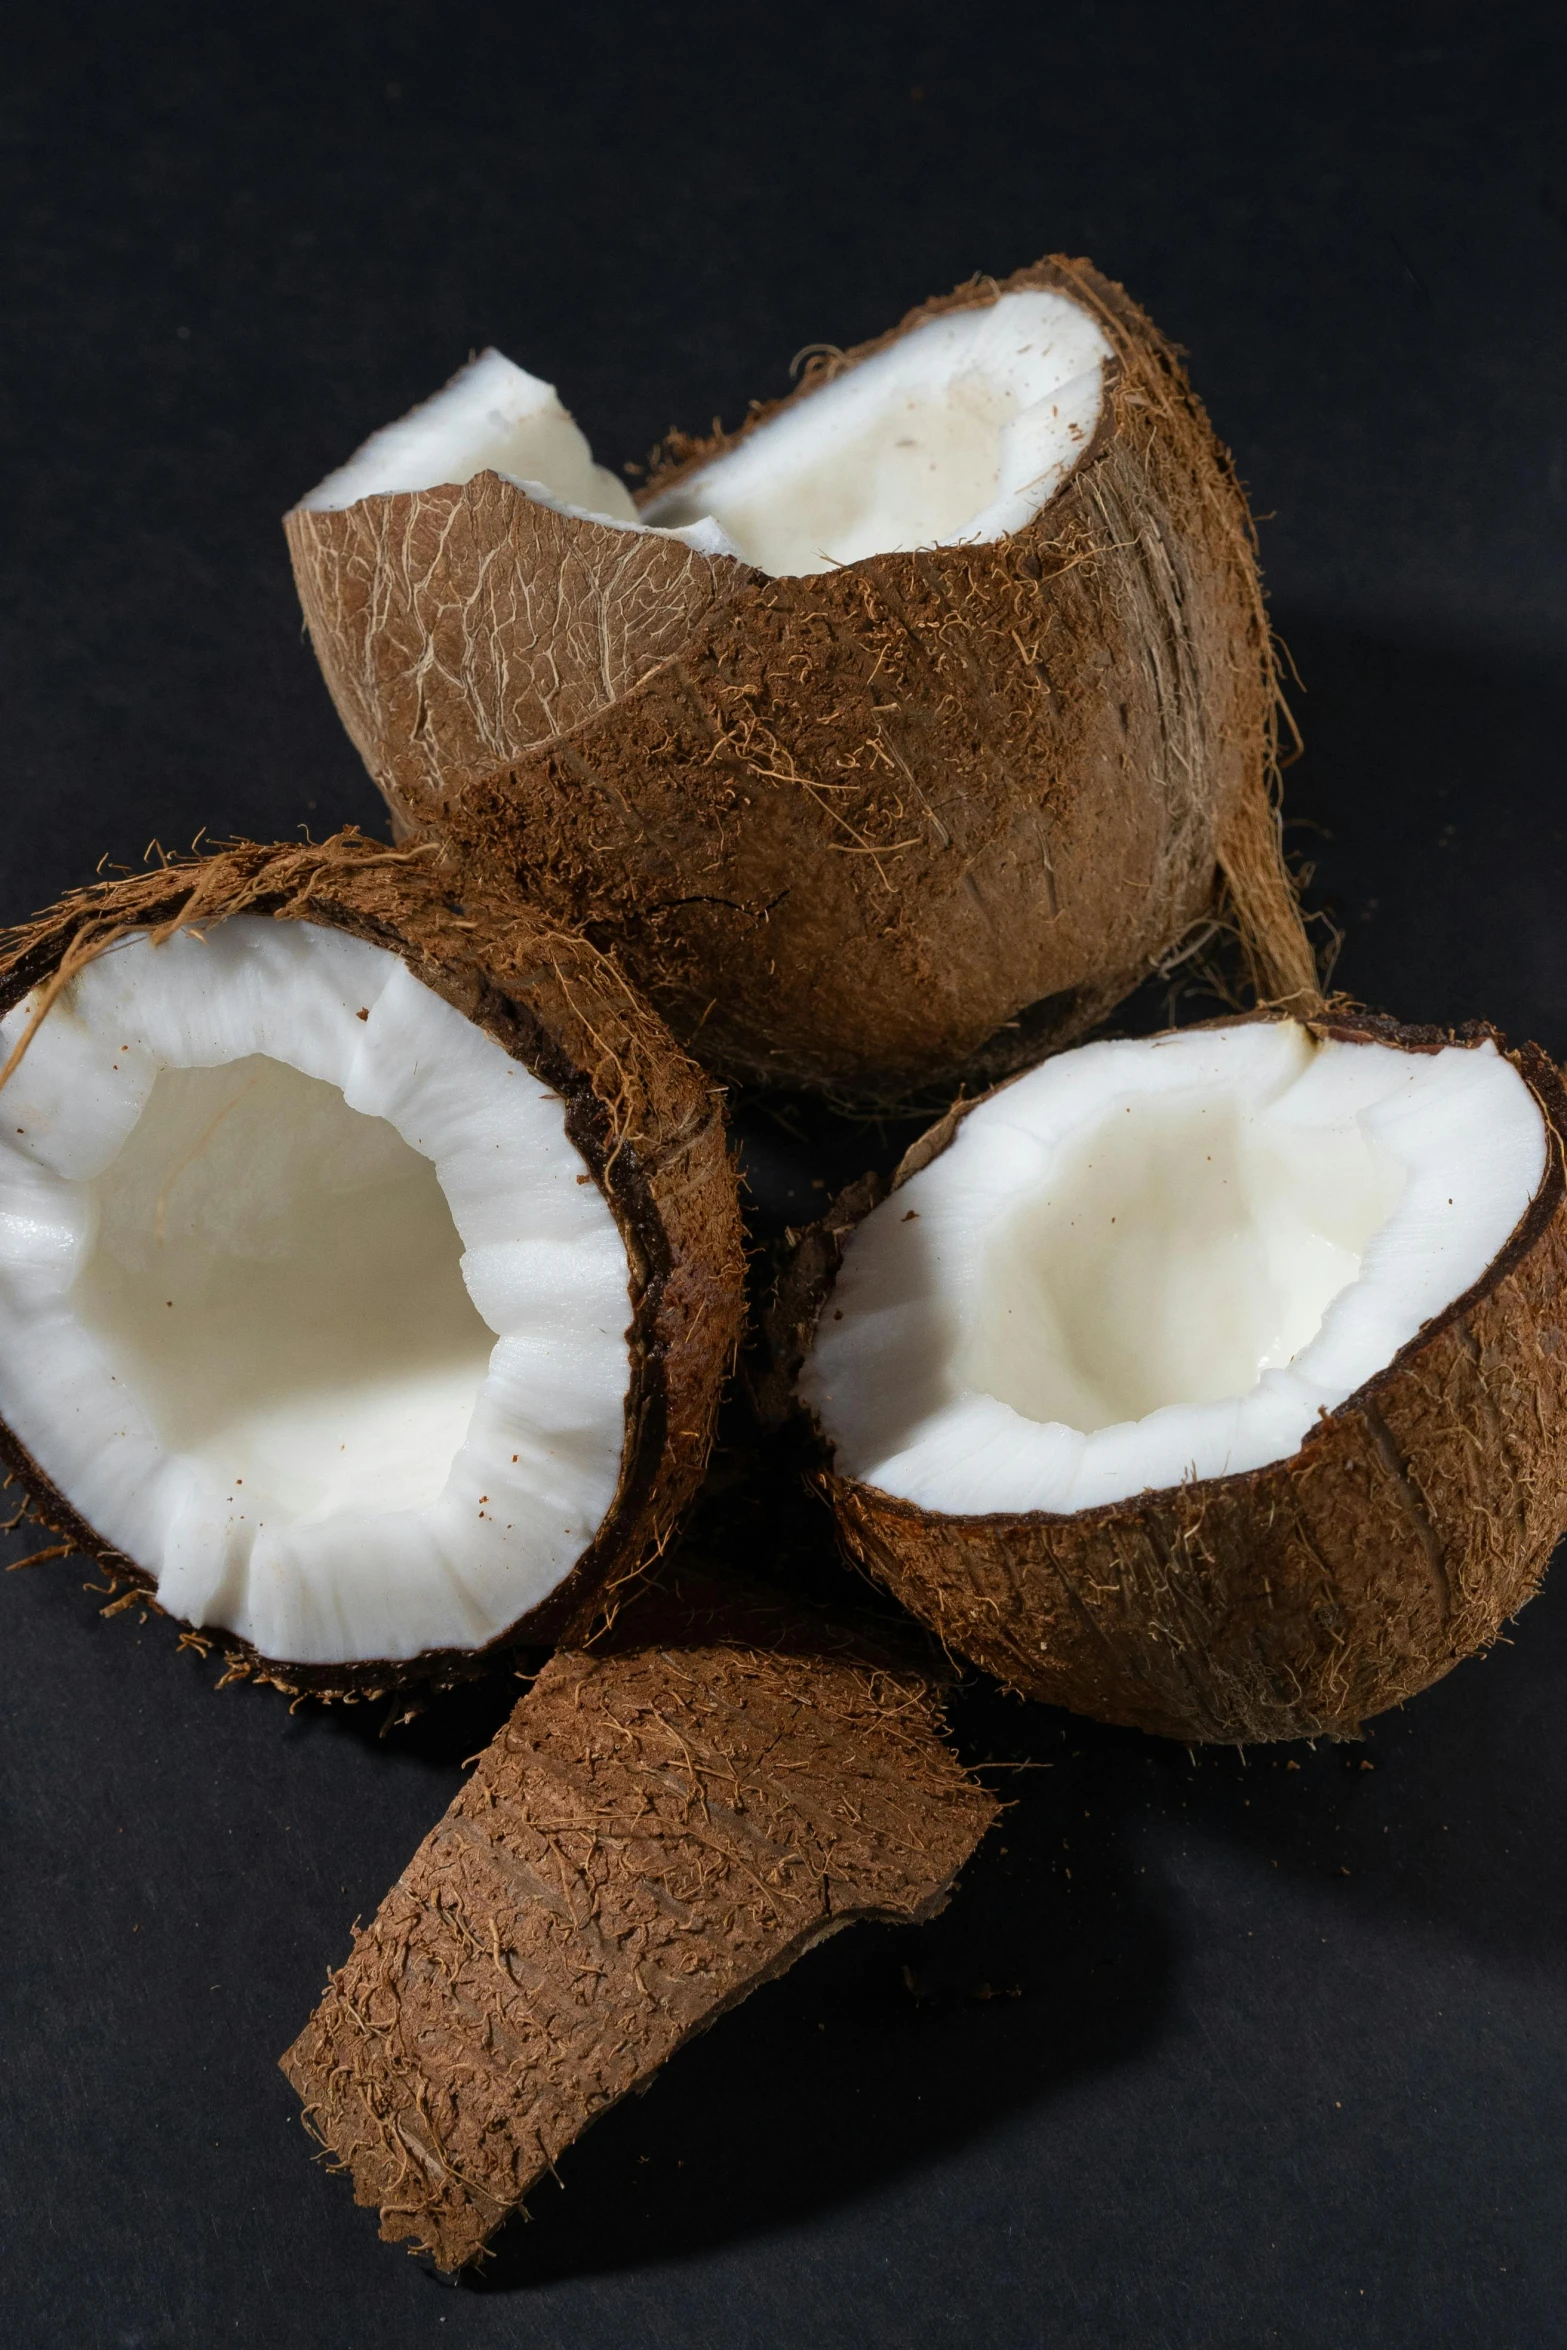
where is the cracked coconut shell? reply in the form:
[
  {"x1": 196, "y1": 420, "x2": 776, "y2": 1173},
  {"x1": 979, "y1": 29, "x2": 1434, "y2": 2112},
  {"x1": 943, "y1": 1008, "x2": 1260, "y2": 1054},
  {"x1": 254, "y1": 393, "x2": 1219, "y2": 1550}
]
[
  {"x1": 780, "y1": 1019, "x2": 1567, "y2": 1744},
  {"x1": 285, "y1": 256, "x2": 1317, "y2": 1102},
  {"x1": 280, "y1": 1565, "x2": 998, "y2": 2267},
  {"x1": 0, "y1": 833, "x2": 745, "y2": 1696}
]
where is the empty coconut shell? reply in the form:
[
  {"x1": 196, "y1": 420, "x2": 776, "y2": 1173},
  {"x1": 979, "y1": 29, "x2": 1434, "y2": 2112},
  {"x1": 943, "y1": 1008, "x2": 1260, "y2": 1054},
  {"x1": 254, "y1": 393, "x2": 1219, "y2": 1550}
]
[
  {"x1": 286, "y1": 256, "x2": 1317, "y2": 1101},
  {"x1": 787, "y1": 1013, "x2": 1567, "y2": 1743},
  {"x1": 281, "y1": 1565, "x2": 998, "y2": 2268},
  {"x1": 0, "y1": 834, "x2": 744, "y2": 1695}
]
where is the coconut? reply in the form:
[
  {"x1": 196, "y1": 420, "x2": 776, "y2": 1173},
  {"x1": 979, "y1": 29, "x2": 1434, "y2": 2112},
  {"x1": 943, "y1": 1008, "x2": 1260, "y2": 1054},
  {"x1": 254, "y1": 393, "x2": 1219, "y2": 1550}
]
[
  {"x1": 0, "y1": 834, "x2": 744, "y2": 1695},
  {"x1": 280, "y1": 1564, "x2": 998, "y2": 2268},
  {"x1": 787, "y1": 1015, "x2": 1567, "y2": 1743},
  {"x1": 285, "y1": 257, "x2": 1317, "y2": 1102}
]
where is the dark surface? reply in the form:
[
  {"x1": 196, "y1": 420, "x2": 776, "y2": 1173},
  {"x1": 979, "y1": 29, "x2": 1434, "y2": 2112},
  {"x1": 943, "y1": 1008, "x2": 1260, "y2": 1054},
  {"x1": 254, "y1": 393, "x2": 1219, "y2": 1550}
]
[{"x1": 3, "y1": 3, "x2": 1567, "y2": 2344}]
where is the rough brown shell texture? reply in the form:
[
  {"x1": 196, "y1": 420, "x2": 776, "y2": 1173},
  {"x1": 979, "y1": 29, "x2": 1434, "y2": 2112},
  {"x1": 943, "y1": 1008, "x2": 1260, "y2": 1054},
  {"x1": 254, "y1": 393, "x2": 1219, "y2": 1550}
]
[
  {"x1": 0, "y1": 831, "x2": 746, "y2": 1697},
  {"x1": 280, "y1": 1566, "x2": 998, "y2": 2269},
  {"x1": 798, "y1": 1020, "x2": 1567, "y2": 1743},
  {"x1": 286, "y1": 256, "x2": 1317, "y2": 1103}
]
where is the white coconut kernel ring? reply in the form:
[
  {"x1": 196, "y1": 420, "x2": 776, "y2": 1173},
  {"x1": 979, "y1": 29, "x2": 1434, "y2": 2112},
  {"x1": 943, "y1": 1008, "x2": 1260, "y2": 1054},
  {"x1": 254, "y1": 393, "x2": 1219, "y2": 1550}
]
[{"x1": 0, "y1": 838, "x2": 744, "y2": 1696}]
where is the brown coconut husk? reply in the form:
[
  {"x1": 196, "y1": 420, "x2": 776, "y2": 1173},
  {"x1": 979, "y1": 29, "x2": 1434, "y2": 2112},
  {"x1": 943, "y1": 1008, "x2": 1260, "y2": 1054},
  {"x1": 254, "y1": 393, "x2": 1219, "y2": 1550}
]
[
  {"x1": 0, "y1": 831, "x2": 746, "y2": 1697},
  {"x1": 286, "y1": 257, "x2": 1319, "y2": 1103},
  {"x1": 280, "y1": 1564, "x2": 998, "y2": 2268},
  {"x1": 781, "y1": 1016, "x2": 1567, "y2": 1744}
]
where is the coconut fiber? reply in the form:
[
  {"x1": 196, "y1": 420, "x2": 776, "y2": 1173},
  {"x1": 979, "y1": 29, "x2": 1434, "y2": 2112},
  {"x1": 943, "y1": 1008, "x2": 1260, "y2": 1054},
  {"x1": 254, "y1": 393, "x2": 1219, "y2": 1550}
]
[{"x1": 280, "y1": 1570, "x2": 998, "y2": 2268}]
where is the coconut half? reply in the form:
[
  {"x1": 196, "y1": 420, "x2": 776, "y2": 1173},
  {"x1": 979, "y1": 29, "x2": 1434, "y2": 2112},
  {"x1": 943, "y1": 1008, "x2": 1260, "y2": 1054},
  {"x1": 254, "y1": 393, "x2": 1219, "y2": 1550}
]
[
  {"x1": 791, "y1": 1016, "x2": 1567, "y2": 1742},
  {"x1": 0, "y1": 837, "x2": 744, "y2": 1694},
  {"x1": 282, "y1": 1564, "x2": 997, "y2": 2268},
  {"x1": 286, "y1": 257, "x2": 1317, "y2": 1101}
]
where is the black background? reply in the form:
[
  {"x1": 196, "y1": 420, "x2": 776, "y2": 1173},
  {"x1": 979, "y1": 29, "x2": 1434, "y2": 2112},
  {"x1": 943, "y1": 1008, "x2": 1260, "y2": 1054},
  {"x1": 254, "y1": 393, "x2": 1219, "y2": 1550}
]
[{"x1": 3, "y1": 4, "x2": 1567, "y2": 2344}]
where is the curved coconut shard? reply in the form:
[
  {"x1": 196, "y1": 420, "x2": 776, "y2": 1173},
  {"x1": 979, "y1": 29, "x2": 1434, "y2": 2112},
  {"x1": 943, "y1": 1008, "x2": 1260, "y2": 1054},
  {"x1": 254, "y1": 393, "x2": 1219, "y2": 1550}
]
[
  {"x1": 797, "y1": 1016, "x2": 1567, "y2": 1743},
  {"x1": 280, "y1": 1572, "x2": 997, "y2": 2269},
  {"x1": 0, "y1": 836, "x2": 743, "y2": 1694},
  {"x1": 286, "y1": 257, "x2": 1316, "y2": 1102}
]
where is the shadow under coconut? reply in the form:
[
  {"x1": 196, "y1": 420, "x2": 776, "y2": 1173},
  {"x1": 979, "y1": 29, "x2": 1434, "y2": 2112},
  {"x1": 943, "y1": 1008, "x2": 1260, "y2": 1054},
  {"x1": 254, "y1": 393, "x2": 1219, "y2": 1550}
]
[
  {"x1": 731, "y1": 1088, "x2": 932, "y2": 1241},
  {"x1": 455, "y1": 1670, "x2": 1178, "y2": 2296},
  {"x1": 288, "y1": 1656, "x2": 539, "y2": 1769},
  {"x1": 1108, "y1": 1533, "x2": 1567, "y2": 1974}
]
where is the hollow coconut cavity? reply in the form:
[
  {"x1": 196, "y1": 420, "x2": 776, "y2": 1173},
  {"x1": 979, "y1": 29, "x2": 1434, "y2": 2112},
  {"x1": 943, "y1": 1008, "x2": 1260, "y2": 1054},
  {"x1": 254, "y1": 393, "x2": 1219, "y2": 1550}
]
[
  {"x1": 792, "y1": 1016, "x2": 1567, "y2": 1742},
  {"x1": 287, "y1": 256, "x2": 1316, "y2": 1101},
  {"x1": 0, "y1": 838, "x2": 744, "y2": 1694}
]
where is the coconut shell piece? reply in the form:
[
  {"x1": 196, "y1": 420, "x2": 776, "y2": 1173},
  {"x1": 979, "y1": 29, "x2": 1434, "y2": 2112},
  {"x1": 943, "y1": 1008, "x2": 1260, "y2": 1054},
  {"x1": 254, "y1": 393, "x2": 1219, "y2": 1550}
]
[
  {"x1": 791, "y1": 1021, "x2": 1567, "y2": 1744},
  {"x1": 0, "y1": 832, "x2": 745, "y2": 1696},
  {"x1": 285, "y1": 257, "x2": 1317, "y2": 1102},
  {"x1": 279, "y1": 1568, "x2": 998, "y2": 2268}
]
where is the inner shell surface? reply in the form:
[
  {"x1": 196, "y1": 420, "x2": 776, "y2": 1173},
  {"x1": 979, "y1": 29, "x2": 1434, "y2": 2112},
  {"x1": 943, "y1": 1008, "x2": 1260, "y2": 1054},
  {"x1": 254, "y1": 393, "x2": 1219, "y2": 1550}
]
[
  {"x1": 0, "y1": 919, "x2": 631, "y2": 1665},
  {"x1": 801, "y1": 1022, "x2": 1546, "y2": 1517}
]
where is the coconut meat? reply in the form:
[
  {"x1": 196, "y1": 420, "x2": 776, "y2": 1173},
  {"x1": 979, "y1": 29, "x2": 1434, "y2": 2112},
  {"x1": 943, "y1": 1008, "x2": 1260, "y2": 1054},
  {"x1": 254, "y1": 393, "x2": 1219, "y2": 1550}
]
[
  {"x1": 301, "y1": 289, "x2": 1110, "y2": 578},
  {"x1": 642, "y1": 290, "x2": 1111, "y2": 574},
  {"x1": 302, "y1": 348, "x2": 643, "y2": 528},
  {"x1": 299, "y1": 349, "x2": 736, "y2": 554},
  {"x1": 0, "y1": 919, "x2": 631, "y2": 1665},
  {"x1": 802, "y1": 1022, "x2": 1546, "y2": 1516}
]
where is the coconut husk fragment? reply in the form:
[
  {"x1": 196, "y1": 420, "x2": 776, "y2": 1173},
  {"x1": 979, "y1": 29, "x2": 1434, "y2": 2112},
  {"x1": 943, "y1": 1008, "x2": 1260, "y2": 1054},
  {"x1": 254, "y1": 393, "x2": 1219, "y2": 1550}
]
[
  {"x1": 0, "y1": 832, "x2": 746, "y2": 1695},
  {"x1": 801, "y1": 1022, "x2": 1567, "y2": 1743},
  {"x1": 280, "y1": 1567, "x2": 998, "y2": 2267},
  {"x1": 286, "y1": 258, "x2": 1318, "y2": 1101}
]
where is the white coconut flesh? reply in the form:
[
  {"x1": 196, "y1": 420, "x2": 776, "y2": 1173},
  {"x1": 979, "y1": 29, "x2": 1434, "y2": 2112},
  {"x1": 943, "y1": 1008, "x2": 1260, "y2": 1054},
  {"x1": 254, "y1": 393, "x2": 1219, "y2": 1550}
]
[
  {"x1": 0, "y1": 919, "x2": 631, "y2": 1665},
  {"x1": 801, "y1": 1022, "x2": 1547, "y2": 1517},
  {"x1": 301, "y1": 290, "x2": 1111, "y2": 578}
]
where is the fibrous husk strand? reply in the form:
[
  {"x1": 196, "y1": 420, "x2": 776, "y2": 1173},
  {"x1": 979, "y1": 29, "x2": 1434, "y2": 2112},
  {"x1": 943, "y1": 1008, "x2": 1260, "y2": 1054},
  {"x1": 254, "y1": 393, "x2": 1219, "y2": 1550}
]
[
  {"x1": 1047, "y1": 264, "x2": 1316, "y2": 1020},
  {"x1": 280, "y1": 1571, "x2": 998, "y2": 2267}
]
